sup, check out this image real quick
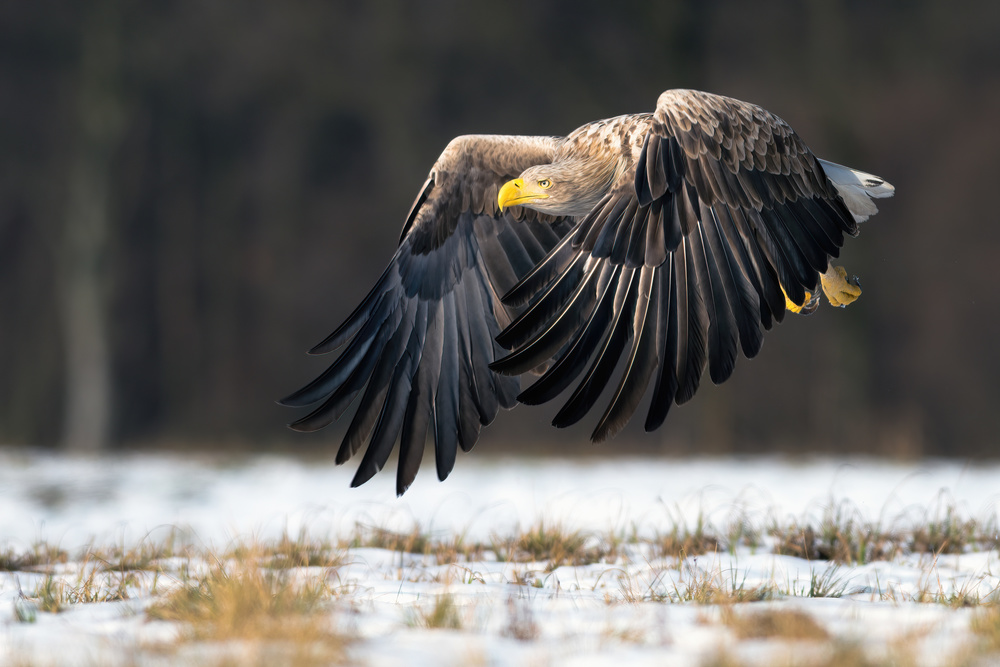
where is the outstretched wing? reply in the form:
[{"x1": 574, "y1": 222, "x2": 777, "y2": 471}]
[
  {"x1": 491, "y1": 89, "x2": 868, "y2": 441},
  {"x1": 281, "y1": 134, "x2": 572, "y2": 494}
]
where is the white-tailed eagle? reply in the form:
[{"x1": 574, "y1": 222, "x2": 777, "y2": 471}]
[{"x1": 280, "y1": 89, "x2": 894, "y2": 494}]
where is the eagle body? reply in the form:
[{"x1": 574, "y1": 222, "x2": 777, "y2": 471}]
[{"x1": 281, "y1": 89, "x2": 894, "y2": 494}]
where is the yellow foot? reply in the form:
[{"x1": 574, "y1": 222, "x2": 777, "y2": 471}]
[
  {"x1": 783, "y1": 287, "x2": 821, "y2": 315},
  {"x1": 821, "y1": 265, "x2": 862, "y2": 308}
]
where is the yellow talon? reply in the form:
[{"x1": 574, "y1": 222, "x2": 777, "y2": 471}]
[
  {"x1": 783, "y1": 287, "x2": 820, "y2": 315},
  {"x1": 821, "y1": 265, "x2": 862, "y2": 308}
]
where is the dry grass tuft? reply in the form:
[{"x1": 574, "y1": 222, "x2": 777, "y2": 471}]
[
  {"x1": 676, "y1": 571, "x2": 774, "y2": 605},
  {"x1": 351, "y1": 524, "x2": 487, "y2": 563},
  {"x1": 806, "y1": 565, "x2": 848, "y2": 598},
  {"x1": 655, "y1": 515, "x2": 720, "y2": 560},
  {"x1": 86, "y1": 531, "x2": 188, "y2": 572},
  {"x1": 770, "y1": 501, "x2": 1000, "y2": 566},
  {"x1": 721, "y1": 606, "x2": 829, "y2": 641},
  {"x1": 410, "y1": 592, "x2": 464, "y2": 630},
  {"x1": 653, "y1": 510, "x2": 765, "y2": 560},
  {"x1": 909, "y1": 506, "x2": 984, "y2": 555},
  {"x1": 723, "y1": 513, "x2": 763, "y2": 554},
  {"x1": 66, "y1": 568, "x2": 136, "y2": 605},
  {"x1": 146, "y1": 555, "x2": 343, "y2": 652},
  {"x1": 352, "y1": 524, "x2": 434, "y2": 555},
  {"x1": 30, "y1": 574, "x2": 65, "y2": 613},
  {"x1": 770, "y1": 513, "x2": 897, "y2": 565},
  {"x1": 503, "y1": 595, "x2": 540, "y2": 641},
  {"x1": 344, "y1": 521, "x2": 621, "y2": 569},
  {"x1": 614, "y1": 560, "x2": 775, "y2": 605},
  {"x1": 493, "y1": 522, "x2": 603, "y2": 568},
  {"x1": 0, "y1": 542, "x2": 69, "y2": 571},
  {"x1": 18, "y1": 566, "x2": 139, "y2": 617},
  {"x1": 704, "y1": 642, "x2": 918, "y2": 667},
  {"x1": 227, "y1": 530, "x2": 343, "y2": 570},
  {"x1": 971, "y1": 605, "x2": 1000, "y2": 650}
]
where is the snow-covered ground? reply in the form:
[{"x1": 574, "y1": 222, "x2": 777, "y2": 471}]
[{"x1": 1, "y1": 449, "x2": 999, "y2": 666}]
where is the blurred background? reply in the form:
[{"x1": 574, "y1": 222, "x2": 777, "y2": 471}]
[{"x1": 1, "y1": 0, "x2": 998, "y2": 460}]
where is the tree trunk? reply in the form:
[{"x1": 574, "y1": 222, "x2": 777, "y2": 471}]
[{"x1": 60, "y1": 0, "x2": 124, "y2": 453}]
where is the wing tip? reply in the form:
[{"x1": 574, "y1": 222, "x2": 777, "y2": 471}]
[
  {"x1": 350, "y1": 464, "x2": 379, "y2": 489},
  {"x1": 285, "y1": 419, "x2": 317, "y2": 433},
  {"x1": 590, "y1": 421, "x2": 621, "y2": 444},
  {"x1": 488, "y1": 355, "x2": 525, "y2": 377}
]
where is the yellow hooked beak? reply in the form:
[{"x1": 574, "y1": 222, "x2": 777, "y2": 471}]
[{"x1": 497, "y1": 178, "x2": 548, "y2": 212}]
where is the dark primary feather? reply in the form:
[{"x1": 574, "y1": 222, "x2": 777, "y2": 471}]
[
  {"x1": 591, "y1": 265, "x2": 658, "y2": 442},
  {"x1": 550, "y1": 266, "x2": 637, "y2": 430},
  {"x1": 491, "y1": 257, "x2": 602, "y2": 375},
  {"x1": 644, "y1": 256, "x2": 677, "y2": 431},
  {"x1": 501, "y1": 233, "x2": 578, "y2": 308},
  {"x1": 513, "y1": 263, "x2": 620, "y2": 406}
]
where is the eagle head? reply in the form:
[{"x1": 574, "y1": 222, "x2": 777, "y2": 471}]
[{"x1": 498, "y1": 159, "x2": 614, "y2": 218}]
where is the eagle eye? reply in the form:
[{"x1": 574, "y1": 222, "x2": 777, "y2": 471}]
[{"x1": 538, "y1": 179, "x2": 552, "y2": 189}]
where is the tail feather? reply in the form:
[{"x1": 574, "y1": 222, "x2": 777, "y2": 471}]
[{"x1": 818, "y1": 159, "x2": 894, "y2": 223}]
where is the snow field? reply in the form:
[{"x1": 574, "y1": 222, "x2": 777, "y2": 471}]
[{"x1": 1, "y1": 450, "x2": 999, "y2": 665}]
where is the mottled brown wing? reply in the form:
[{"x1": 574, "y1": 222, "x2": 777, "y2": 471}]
[
  {"x1": 280, "y1": 135, "x2": 573, "y2": 495},
  {"x1": 491, "y1": 89, "x2": 859, "y2": 442}
]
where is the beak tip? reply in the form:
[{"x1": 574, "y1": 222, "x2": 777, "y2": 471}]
[{"x1": 497, "y1": 178, "x2": 522, "y2": 214}]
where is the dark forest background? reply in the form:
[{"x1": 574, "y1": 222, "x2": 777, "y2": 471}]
[{"x1": 2, "y1": 0, "x2": 998, "y2": 460}]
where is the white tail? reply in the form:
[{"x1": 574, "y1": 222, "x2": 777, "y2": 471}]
[{"x1": 818, "y1": 159, "x2": 895, "y2": 223}]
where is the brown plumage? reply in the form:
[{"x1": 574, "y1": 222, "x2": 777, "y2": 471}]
[{"x1": 281, "y1": 89, "x2": 894, "y2": 494}]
